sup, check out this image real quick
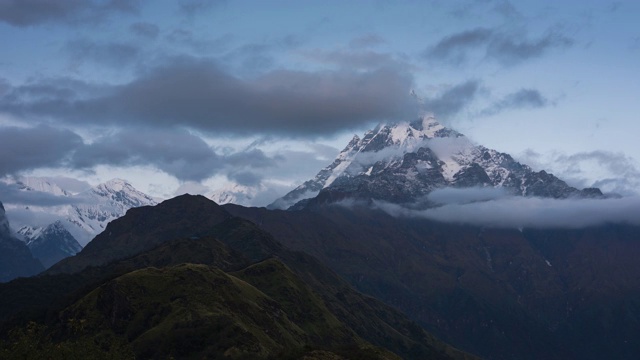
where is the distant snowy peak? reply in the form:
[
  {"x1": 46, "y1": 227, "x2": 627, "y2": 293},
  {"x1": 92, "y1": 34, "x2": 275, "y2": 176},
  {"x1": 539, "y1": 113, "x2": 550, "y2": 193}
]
[
  {"x1": 4, "y1": 177, "x2": 157, "y2": 247},
  {"x1": 89, "y1": 178, "x2": 157, "y2": 208},
  {"x1": 24, "y1": 220, "x2": 82, "y2": 269},
  {"x1": 12, "y1": 177, "x2": 72, "y2": 197},
  {"x1": 209, "y1": 183, "x2": 260, "y2": 206},
  {"x1": 273, "y1": 115, "x2": 602, "y2": 209}
]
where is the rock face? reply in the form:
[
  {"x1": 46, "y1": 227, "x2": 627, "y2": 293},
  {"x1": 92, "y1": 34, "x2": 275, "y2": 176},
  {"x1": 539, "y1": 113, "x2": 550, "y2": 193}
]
[
  {"x1": 271, "y1": 116, "x2": 601, "y2": 209},
  {"x1": 0, "y1": 201, "x2": 44, "y2": 282},
  {"x1": 25, "y1": 220, "x2": 82, "y2": 269}
]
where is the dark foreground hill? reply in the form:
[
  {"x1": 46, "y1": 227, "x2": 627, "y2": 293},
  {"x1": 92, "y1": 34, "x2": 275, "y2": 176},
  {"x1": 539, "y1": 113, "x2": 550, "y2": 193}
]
[
  {"x1": 225, "y1": 203, "x2": 640, "y2": 360},
  {"x1": 0, "y1": 195, "x2": 474, "y2": 360}
]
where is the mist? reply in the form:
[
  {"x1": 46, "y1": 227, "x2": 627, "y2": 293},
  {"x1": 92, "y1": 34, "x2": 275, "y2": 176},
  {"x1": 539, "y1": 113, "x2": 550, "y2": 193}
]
[{"x1": 373, "y1": 189, "x2": 640, "y2": 229}]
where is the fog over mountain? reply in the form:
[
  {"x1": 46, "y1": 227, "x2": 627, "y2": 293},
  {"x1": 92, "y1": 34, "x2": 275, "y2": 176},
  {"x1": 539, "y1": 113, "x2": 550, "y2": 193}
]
[{"x1": 373, "y1": 190, "x2": 640, "y2": 229}]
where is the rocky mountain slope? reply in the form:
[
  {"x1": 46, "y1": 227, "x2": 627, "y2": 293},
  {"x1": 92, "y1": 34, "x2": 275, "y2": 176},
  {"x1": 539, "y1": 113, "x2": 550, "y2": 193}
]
[
  {"x1": 271, "y1": 116, "x2": 601, "y2": 209},
  {"x1": 0, "y1": 201, "x2": 43, "y2": 282},
  {"x1": 24, "y1": 221, "x2": 82, "y2": 269}
]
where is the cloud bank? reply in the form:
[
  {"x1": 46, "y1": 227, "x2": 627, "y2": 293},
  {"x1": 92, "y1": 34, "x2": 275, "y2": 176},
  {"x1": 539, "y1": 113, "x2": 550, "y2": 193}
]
[
  {"x1": 374, "y1": 190, "x2": 640, "y2": 229},
  {"x1": 0, "y1": 57, "x2": 417, "y2": 137}
]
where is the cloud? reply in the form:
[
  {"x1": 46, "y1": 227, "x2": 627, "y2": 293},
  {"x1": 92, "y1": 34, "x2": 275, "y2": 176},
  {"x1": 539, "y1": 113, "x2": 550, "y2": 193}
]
[
  {"x1": 301, "y1": 49, "x2": 410, "y2": 71},
  {"x1": 0, "y1": 0, "x2": 139, "y2": 27},
  {"x1": 0, "y1": 125, "x2": 83, "y2": 176},
  {"x1": 492, "y1": 1, "x2": 521, "y2": 18},
  {"x1": 228, "y1": 171, "x2": 262, "y2": 187},
  {"x1": 71, "y1": 128, "x2": 222, "y2": 182},
  {"x1": 480, "y1": 88, "x2": 550, "y2": 116},
  {"x1": 349, "y1": 34, "x2": 386, "y2": 49},
  {"x1": 554, "y1": 151, "x2": 640, "y2": 195},
  {"x1": 0, "y1": 56, "x2": 417, "y2": 137},
  {"x1": 426, "y1": 27, "x2": 495, "y2": 65},
  {"x1": 424, "y1": 27, "x2": 573, "y2": 66},
  {"x1": 65, "y1": 39, "x2": 140, "y2": 68},
  {"x1": 129, "y1": 22, "x2": 160, "y2": 39},
  {"x1": 0, "y1": 182, "x2": 84, "y2": 207},
  {"x1": 224, "y1": 149, "x2": 280, "y2": 169},
  {"x1": 427, "y1": 187, "x2": 508, "y2": 205},
  {"x1": 423, "y1": 80, "x2": 480, "y2": 118},
  {"x1": 178, "y1": 0, "x2": 226, "y2": 17},
  {"x1": 375, "y1": 195, "x2": 640, "y2": 229}
]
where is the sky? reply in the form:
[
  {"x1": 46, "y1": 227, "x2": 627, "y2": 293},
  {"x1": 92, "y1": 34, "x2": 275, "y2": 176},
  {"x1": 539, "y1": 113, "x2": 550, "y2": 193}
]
[{"x1": 0, "y1": 0, "x2": 639, "y2": 206}]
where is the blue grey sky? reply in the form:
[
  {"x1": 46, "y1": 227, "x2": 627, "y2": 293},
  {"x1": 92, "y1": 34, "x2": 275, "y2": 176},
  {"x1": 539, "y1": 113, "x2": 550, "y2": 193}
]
[{"x1": 1, "y1": 0, "x2": 639, "y2": 203}]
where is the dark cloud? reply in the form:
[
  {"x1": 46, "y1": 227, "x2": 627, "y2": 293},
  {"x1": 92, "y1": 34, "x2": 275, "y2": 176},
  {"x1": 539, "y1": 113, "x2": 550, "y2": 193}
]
[
  {"x1": 0, "y1": 125, "x2": 83, "y2": 176},
  {"x1": 71, "y1": 128, "x2": 220, "y2": 182},
  {"x1": 69, "y1": 127, "x2": 282, "y2": 182},
  {"x1": 0, "y1": 182, "x2": 84, "y2": 207},
  {"x1": 349, "y1": 34, "x2": 386, "y2": 49},
  {"x1": 0, "y1": 0, "x2": 139, "y2": 27},
  {"x1": 480, "y1": 88, "x2": 550, "y2": 116},
  {"x1": 487, "y1": 31, "x2": 573, "y2": 66},
  {"x1": 426, "y1": 27, "x2": 495, "y2": 65},
  {"x1": 65, "y1": 39, "x2": 140, "y2": 68},
  {"x1": 425, "y1": 27, "x2": 573, "y2": 66},
  {"x1": 129, "y1": 22, "x2": 160, "y2": 39},
  {"x1": 224, "y1": 149, "x2": 280, "y2": 169},
  {"x1": 0, "y1": 57, "x2": 417, "y2": 137},
  {"x1": 4, "y1": 77, "x2": 105, "y2": 102},
  {"x1": 228, "y1": 171, "x2": 262, "y2": 187},
  {"x1": 423, "y1": 80, "x2": 480, "y2": 118}
]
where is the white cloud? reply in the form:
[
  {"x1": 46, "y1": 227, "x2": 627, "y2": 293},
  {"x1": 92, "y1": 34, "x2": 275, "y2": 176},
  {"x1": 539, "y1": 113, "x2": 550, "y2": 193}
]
[{"x1": 374, "y1": 195, "x2": 640, "y2": 229}]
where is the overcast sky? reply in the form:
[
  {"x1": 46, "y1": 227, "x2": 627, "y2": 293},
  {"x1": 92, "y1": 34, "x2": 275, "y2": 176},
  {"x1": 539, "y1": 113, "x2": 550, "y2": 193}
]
[{"x1": 1, "y1": 0, "x2": 639, "y2": 205}]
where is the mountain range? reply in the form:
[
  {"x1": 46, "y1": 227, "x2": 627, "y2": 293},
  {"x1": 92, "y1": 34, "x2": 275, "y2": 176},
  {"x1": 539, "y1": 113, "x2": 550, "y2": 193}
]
[
  {"x1": 6, "y1": 177, "x2": 158, "y2": 247},
  {"x1": 0, "y1": 177, "x2": 157, "y2": 271},
  {"x1": 1, "y1": 117, "x2": 638, "y2": 359},
  {"x1": 0, "y1": 195, "x2": 475, "y2": 360}
]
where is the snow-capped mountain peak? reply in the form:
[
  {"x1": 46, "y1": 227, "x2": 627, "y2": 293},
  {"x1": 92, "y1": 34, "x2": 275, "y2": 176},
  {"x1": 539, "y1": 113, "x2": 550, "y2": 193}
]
[
  {"x1": 10, "y1": 177, "x2": 72, "y2": 197},
  {"x1": 271, "y1": 116, "x2": 602, "y2": 209},
  {"x1": 89, "y1": 178, "x2": 157, "y2": 208},
  {"x1": 209, "y1": 183, "x2": 259, "y2": 206},
  {"x1": 3, "y1": 177, "x2": 157, "y2": 247}
]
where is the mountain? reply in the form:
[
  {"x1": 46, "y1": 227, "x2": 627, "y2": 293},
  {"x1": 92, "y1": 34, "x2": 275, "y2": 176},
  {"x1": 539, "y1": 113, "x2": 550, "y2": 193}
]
[
  {"x1": 0, "y1": 195, "x2": 475, "y2": 360},
  {"x1": 271, "y1": 115, "x2": 601, "y2": 209},
  {"x1": 24, "y1": 220, "x2": 82, "y2": 269},
  {"x1": 0, "y1": 201, "x2": 43, "y2": 282},
  {"x1": 5, "y1": 177, "x2": 157, "y2": 247},
  {"x1": 225, "y1": 203, "x2": 640, "y2": 360},
  {"x1": 209, "y1": 183, "x2": 262, "y2": 206}
]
